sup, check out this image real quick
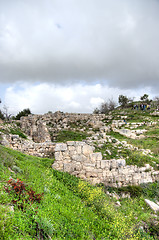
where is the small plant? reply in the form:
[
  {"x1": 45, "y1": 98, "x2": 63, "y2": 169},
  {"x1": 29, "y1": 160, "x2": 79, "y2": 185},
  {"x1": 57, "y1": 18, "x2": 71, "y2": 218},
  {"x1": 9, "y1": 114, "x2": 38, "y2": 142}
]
[
  {"x1": 9, "y1": 128, "x2": 27, "y2": 139},
  {"x1": 4, "y1": 178, "x2": 43, "y2": 209}
]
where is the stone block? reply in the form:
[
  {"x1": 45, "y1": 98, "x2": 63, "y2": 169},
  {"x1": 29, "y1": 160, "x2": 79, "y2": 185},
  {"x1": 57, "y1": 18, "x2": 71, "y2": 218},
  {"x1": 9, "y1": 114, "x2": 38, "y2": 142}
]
[
  {"x1": 82, "y1": 145, "x2": 94, "y2": 156},
  {"x1": 74, "y1": 145, "x2": 81, "y2": 154},
  {"x1": 72, "y1": 154, "x2": 87, "y2": 162},
  {"x1": 55, "y1": 143, "x2": 67, "y2": 152},
  {"x1": 69, "y1": 150, "x2": 77, "y2": 157},
  {"x1": 96, "y1": 161, "x2": 101, "y2": 168},
  {"x1": 55, "y1": 151, "x2": 63, "y2": 161},
  {"x1": 74, "y1": 163, "x2": 82, "y2": 171},
  {"x1": 62, "y1": 150, "x2": 70, "y2": 158},
  {"x1": 116, "y1": 159, "x2": 126, "y2": 167},
  {"x1": 145, "y1": 199, "x2": 159, "y2": 212},
  {"x1": 63, "y1": 163, "x2": 74, "y2": 173},
  {"x1": 86, "y1": 172, "x2": 98, "y2": 178},
  {"x1": 110, "y1": 160, "x2": 117, "y2": 169},
  {"x1": 67, "y1": 141, "x2": 75, "y2": 146},
  {"x1": 101, "y1": 160, "x2": 110, "y2": 169},
  {"x1": 68, "y1": 146, "x2": 76, "y2": 151}
]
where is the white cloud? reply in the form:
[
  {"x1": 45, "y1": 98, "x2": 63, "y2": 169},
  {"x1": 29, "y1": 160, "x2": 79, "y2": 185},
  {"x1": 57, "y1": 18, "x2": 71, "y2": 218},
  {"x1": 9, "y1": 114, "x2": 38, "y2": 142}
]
[
  {"x1": 0, "y1": 0, "x2": 159, "y2": 91},
  {"x1": 4, "y1": 83, "x2": 155, "y2": 115}
]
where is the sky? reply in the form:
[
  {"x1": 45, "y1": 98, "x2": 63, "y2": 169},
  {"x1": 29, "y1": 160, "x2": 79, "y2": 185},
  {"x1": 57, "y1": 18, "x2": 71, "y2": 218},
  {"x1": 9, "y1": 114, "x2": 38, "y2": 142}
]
[{"x1": 0, "y1": 0, "x2": 159, "y2": 115}]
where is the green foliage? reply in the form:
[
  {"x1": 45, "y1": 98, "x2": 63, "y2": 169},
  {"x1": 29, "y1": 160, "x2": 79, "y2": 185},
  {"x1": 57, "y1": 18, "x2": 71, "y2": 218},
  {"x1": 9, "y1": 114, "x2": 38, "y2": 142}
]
[
  {"x1": 118, "y1": 95, "x2": 129, "y2": 108},
  {"x1": 126, "y1": 152, "x2": 159, "y2": 168},
  {"x1": 140, "y1": 94, "x2": 150, "y2": 103},
  {"x1": 9, "y1": 128, "x2": 27, "y2": 139},
  {"x1": 0, "y1": 145, "x2": 158, "y2": 239},
  {"x1": 0, "y1": 110, "x2": 5, "y2": 120},
  {"x1": 94, "y1": 99, "x2": 116, "y2": 114},
  {"x1": 15, "y1": 108, "x2": 31, "y2": 120},
  {"x1": 55, "y1": 130, "x2": 89, "y2": 142}
]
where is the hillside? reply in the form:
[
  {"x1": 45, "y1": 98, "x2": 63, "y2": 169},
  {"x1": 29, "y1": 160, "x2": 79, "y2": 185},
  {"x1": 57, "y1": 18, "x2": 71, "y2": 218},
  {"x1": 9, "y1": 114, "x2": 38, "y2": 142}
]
[{"x1": 0, "y1": 108, "x2": 159, "y2": 239}]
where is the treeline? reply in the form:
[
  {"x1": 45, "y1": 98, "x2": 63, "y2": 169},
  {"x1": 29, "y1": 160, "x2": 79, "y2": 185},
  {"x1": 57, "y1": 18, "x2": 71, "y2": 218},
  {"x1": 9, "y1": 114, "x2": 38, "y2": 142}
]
[
  {"x1": 93, "y1": 94, "x2": 159, "y2": 114},
  {"x1": 0, "y1": 99, "x2": 31, "y2": 121}
]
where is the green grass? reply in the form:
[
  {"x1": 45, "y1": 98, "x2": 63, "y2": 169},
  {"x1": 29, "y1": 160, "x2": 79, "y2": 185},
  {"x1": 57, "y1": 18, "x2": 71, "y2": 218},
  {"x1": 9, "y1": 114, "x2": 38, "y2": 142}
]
[
  {"x1": 9, "y1": 128, "x2": 27, "y2": 139},
  {"x1": 55, "y1": 130, "x2": 89, "y2": 142},
  {"x1": 108, "y1": 128, "x2": 159, "y2": 156},
  {"x1": 0, "y1": 127, "x2": 27, "y2": 139},
  {"x1": 0, "y1": 145, "x2": 158, "y2": 239}
]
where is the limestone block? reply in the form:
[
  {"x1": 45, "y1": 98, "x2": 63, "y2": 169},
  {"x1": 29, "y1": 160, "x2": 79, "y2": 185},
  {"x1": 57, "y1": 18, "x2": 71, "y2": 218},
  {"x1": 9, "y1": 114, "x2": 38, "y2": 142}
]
[
  {"x1": 78, "y1": 174, "x2": 87, "y2": 180},
  {"x1": 97, "y1": 172, "x2": 103, "y2": 178},
  {"x1": 91, "y1": 178, "x2": 101, "y2": 185},
  {"x1": 55, "y1": 143, "x2": 67, "y2": 152},
  {"x1": 82, "y1": 145, "x2": 94, "y2": 156},
  {"x1": 103, "y1": 170, "x2": 110, "y2": 177},
  {"x1": 96, "y1": 161, "x2": 101, "y2": 168},
  {"x1": 83, "y1": 166, "x2": 94, "y2": 172},
  {"x1": 52, "y1": 162, "x2": 60, "y2": 169},
  {"x1": 86, "y1": 172, "x2": 98, "y2": 178},
  {"x1": 96, "y1": 152, "x2": 102, "y2": 161},
  {"x1": 74, "y1": 163, "x2": 82, "y2": 171},
  {"x1": 118, "y1": 168, "x2": 129, "y2": 175},
  {"x1": 69, "y1": 150, "x2": 77, "y2": 157},
  {"x1": 90, "y1": 152, "x2": 102, "y2": 162},
  {"x1": 55, "y1": 151, "x2": 63, "y2": 161},
  {"x1": 145, "y1": 199, "x2": 159, "y2": 212},
  {"x1": 72, "y1": 154, "x2": 87, "y2": 162},
  {"x1": 140, "y1": 177, "x2": 153, "y2": 184},
  {"x1": 71, "y1": 171, "x2": 80, "y2": 176},
  {"x1": 110, "y1": 160, "x2": 117, "y2": 169},
  {"x1": 84, "y1": 163, "x2": 96, "y2": 167},
  {"x1": 101, "y1": 160, "x2": 110, "y2": 169},
  {"x1": 63, "y1": 163, "x2": 74, "y2": 173},
  {"x1": 116, "y1": 159, "x2": 126, "y2": 167},
  {"x1": 68, "y1": 146, "x2": 76, "y2": 151},
  {"x1": 75, "y1": 141, "x2": 85, "y2": 146},
  {"x1": 76, "y1": 145, "x2": 82, "y2": 154}
]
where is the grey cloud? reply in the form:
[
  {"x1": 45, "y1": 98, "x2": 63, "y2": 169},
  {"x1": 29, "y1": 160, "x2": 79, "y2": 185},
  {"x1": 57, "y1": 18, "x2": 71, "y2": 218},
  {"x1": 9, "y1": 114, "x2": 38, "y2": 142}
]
[{"x1": 0, "y1": 0, "x2": 159, "y2": 89}]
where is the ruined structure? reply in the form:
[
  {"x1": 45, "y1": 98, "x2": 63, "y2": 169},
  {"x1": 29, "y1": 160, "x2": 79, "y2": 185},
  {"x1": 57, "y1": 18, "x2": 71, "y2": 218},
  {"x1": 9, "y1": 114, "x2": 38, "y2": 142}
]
[
  {"x1": 0, "y1": 111, "x2": 159, "y2": 187},
  {"x1": 52, "y1": 141, "x2": 159, "y2": 187}
]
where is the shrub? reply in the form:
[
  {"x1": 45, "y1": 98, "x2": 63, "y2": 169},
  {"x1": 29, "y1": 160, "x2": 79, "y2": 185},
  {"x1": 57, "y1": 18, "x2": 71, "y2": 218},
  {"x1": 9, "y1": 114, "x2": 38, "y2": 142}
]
[{"x1": 15, "y1": 108, "x2": 31, "y2": 120}]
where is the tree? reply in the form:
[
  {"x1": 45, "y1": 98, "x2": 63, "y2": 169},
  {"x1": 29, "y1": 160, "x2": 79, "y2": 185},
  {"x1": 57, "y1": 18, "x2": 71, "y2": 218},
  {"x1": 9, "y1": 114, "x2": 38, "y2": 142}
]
[
  {"x1": 15, "y1": 108, "x2": 31, "y2": 120},
  {"x1": 140, "y1": 94, "x2": 149, "y2": 102},
  {"x1": 93, "y1": 99, "x2": 116, "y2": 114},
  {"x1": 154, "y1": 96, "x2": 159, "y2": 105},
  {"x1": 118, "y1": 95, "x2": 129, "y2": 108},
  {"x1": 93, "y1": 108, "x2": 100, "y2": 114},
  {"x1": 0, "y1": 99, "x2": 5, "y2": 120},
  {"x1": 3, "y1": 105, "x2": 12, "y2": 121},
  {"x1": 0, "y1": 110, "x2": 5, "y2": 120}
]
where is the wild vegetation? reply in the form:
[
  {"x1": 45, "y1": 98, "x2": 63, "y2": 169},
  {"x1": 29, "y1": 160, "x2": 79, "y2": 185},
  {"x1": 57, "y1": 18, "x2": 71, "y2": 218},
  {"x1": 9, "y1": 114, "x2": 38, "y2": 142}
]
[
  {"x1": 0, "y1": 94, "x2": 159, "y2": 239},
  {"x1": 0, "y1": 145, "x2": 158, "y2": 239}
]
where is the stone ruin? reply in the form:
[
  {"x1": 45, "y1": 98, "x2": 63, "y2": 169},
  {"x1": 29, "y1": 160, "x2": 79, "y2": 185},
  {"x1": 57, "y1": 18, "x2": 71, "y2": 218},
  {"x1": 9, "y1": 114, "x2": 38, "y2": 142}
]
[
  {"x1": 20, "y1": 112, "x2": 106, "y2": 142},
  {"x1": 52, "y1": 141, "x2": 159, "y2": 187},
  {"x1": 0, "y1": 111, "x2": 159, "y2": 187}
]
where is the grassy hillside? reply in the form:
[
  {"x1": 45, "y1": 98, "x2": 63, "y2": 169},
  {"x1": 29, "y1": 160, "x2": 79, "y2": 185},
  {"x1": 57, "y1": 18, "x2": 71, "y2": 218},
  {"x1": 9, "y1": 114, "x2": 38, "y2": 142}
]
[{"x1": 0, "y1": 145, "x2": 158, "y2": 239}]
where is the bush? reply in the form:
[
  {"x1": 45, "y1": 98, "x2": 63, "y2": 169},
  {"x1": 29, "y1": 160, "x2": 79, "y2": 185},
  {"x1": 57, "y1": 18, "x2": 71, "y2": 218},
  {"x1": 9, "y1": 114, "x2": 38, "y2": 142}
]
[
  {"x1": 0, "y1": 110, "x2": 5, "y2": 120},
  {"x1": 15, "y1": 108, "x2": 31, "y2": 120}
]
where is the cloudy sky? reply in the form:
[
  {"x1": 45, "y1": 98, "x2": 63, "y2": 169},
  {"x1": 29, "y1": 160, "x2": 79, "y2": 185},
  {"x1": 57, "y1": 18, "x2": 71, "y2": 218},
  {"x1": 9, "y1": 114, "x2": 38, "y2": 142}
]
[{"x1": 0, "y1": 0, "x2": 159, "y2": 115}]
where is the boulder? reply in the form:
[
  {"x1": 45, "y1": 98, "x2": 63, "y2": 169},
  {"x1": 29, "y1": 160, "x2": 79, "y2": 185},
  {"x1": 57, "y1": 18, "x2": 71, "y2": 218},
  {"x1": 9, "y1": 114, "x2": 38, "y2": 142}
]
[{"x1": 145, "y1": 199, "x2": 159, "y2": 212}]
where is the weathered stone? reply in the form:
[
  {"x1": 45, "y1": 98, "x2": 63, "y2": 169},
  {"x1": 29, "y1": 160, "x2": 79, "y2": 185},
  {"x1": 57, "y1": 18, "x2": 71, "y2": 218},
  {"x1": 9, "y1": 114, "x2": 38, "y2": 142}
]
[
  {"x1": 55, "y1": 143, "x2": 67, "y2": 152},
  {"x1": 63, "y1": 163, "x2": 74, "y2": 173},
  {"x1": 67, "y1": 141, "x2": 75, "y2": 146},
  {"x1": 82, "y1": 145, "x2": 94, "y2": 156},
  {"x1": 145, "y1": 199, "x2": 159, "y2": 212}
]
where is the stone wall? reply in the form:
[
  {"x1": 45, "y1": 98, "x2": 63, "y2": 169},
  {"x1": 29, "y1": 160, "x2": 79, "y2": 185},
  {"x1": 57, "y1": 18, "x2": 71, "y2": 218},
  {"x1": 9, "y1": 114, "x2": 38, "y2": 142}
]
[
  {"x1": 0, "y1": 134, "x2": 55, "y2": 158},
  {"x1": 52, "y1": 141, "x2": 159, "y2": 187},
  {"x1": 20, "y1": 112, "x2": 106, "y2": 142},
  {"x1": 21, "y1": 115, "x2": 51, "y2": 143}
]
